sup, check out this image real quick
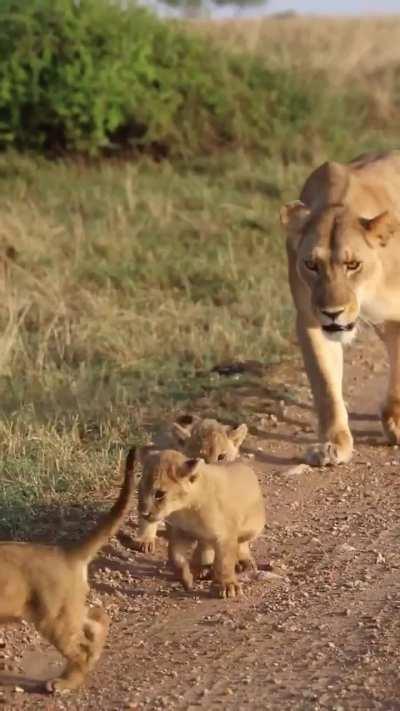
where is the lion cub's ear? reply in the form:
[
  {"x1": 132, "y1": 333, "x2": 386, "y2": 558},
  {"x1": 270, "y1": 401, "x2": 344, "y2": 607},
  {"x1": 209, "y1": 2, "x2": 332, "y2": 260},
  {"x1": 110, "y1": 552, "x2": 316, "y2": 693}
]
[
  {"x1": 280, "y1": 201, "x2": 311, "y2": 233},
  {"x1": 179, "y1": 457, "x2": 204, "y2": 483},
  {"x1": 227, "y1": 423, "x2": 248, "y2": 447},
  {"x1": 171, "y1": 415, "x2": 198, "y2": 446},
  {"x1": 136, "y1": 446, "x2": 158, "y2": 464},
  {"x1": 359, "y1": 211, "x2": 399, "y2": 247}
]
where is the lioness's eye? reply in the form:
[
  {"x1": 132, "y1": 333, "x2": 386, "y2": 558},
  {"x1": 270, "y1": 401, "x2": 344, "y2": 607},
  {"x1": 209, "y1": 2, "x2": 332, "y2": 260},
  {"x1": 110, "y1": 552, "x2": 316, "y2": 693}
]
[
  {"x1": 345, "y1": 260, "x2": 361, "y2": 271},
  {"x1": 304, "y1": 259, "x2": 318, "y2": 272},
  {"x1": 217, "y1": 454, "x2": 226, "y2": 462},
  {"x1": 154, "y1": 489, "x2": 165, "y2": 501}
]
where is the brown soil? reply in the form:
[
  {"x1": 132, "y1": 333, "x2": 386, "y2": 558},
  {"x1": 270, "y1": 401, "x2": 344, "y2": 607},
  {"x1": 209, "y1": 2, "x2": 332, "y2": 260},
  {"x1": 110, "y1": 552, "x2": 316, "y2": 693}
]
[{"x1": 1, "y1": 330, "x2": 400, "y2": 710}]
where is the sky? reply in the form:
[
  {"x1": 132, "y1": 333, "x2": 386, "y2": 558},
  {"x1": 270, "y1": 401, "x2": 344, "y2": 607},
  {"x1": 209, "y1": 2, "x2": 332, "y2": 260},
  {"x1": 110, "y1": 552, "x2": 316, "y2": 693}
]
[
  {"x1": 262, "y1": 0, "x2": 400, "y2": 14},
  {"x1": 212, "y1": 0, "x2": 400, "y2": 17},
  {"x1": 152, "y1": 0, "x2": 400, "y2": 19}
]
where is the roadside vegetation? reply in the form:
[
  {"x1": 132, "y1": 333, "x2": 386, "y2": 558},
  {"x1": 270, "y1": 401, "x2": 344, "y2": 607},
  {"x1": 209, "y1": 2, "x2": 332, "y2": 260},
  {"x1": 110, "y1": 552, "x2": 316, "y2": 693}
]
[{"x1": 0, "y1": 1, "x2": 398, "y2": 534}]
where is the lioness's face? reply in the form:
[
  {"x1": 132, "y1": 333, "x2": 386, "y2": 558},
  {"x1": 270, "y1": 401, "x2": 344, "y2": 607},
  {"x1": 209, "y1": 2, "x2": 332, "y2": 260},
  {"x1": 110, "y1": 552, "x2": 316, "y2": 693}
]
[
  {"x1": 138, "y1": 450, "x2": 202, "y2": 523},
  {"x1": 295, "y1": 205, "x2": 390, "y2": 344}
]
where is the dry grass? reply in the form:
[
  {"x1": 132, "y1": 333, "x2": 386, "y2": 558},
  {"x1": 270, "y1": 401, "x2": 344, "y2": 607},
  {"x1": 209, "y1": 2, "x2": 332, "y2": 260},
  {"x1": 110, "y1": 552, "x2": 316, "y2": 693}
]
[
  {"x1": 194, "y1": 17, "x2": 400, "y2": 120},
  {"x1": 195, "y1": 17, "x2": 400, "y2": 80}
]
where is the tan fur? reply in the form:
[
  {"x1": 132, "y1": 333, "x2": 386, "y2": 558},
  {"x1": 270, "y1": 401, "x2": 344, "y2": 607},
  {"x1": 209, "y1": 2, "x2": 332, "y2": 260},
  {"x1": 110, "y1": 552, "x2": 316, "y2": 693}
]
[
  {"x1": 138, "y1": 449, "x2": 265, "y2": 598},
  {"x1": 135, "y1": 415, "x2": 248, "y2": 553},
  {"x1": 280, "y1": 150, "x2": 400, "y2": 465},
  {"x1": 0, "y1": 448, "x2": 137, "y2": 693}
]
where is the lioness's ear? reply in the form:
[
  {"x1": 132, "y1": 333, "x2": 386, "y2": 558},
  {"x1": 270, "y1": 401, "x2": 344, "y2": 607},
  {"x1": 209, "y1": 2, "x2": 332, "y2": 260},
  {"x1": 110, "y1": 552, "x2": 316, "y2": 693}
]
[
  {"x1": 227, "y1": 423, "x2": 248, "y2": 447},
  {"x1": 180, "y1": 457, "x2": 204, "y2": 483},
  {"x1": 280, "y1": 201, "x2": 311, "y2": 233},
  {"x1": 359, "y1": 211, "x2": 399, "y2": 247}
]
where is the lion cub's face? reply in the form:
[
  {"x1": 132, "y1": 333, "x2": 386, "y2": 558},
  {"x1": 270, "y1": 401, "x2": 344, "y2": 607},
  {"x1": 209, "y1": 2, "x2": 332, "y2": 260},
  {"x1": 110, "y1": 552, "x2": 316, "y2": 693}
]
[
  {"x1": 171, "y1": 416, "x2": 248, "y2": 464},
  {"x1": 138, "y1": 450, "x2": 202, "y2": 523}
]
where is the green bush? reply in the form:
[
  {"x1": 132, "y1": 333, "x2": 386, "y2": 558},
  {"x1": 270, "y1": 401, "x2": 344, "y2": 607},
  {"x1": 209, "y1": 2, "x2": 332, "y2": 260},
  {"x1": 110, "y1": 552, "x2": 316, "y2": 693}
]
[{"x1": 0, "y1": 0, "x2": 374, "y2": 157}]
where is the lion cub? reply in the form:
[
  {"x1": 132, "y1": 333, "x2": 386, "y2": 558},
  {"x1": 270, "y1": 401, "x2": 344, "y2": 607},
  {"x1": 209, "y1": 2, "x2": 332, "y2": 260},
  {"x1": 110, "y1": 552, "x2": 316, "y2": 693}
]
[
  {"x1": 0, "y1": 448, "x2": 137, "y2": 693},
  {"x1": 135, "y1": 415, "x2": 248, "y2": 553},
  {"x1": 138, "y1": 449, "x2": 265, "y2": 598}
]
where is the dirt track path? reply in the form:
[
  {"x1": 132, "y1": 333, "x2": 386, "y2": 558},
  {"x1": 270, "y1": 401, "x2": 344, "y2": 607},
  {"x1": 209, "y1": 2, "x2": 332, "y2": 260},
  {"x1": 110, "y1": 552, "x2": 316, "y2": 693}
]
[{"x1": 2, "y1": 330, "x2": 400, "y2": 710}]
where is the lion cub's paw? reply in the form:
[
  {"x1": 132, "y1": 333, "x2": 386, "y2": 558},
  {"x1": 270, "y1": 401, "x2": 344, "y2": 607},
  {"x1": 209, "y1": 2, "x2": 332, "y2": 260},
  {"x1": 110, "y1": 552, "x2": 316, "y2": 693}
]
[
  {"x1": 135, "y1": 537, "x2": 156, "y2": 554},
  {"x1": 236, "y1": 558, "x2": 257, "y2": 574},
  {"x1": 213, "y1": 581, "x2": 243, "y2": 599},
  {"x1": 382, "y1": 413, "x2": 400, "y2": 445},
  {"x1": 181, "y1": 569, "x2": 194, "y2": 592},
  {"x1": 305, "y1": 441, "x2": 352, "y2": 467},
  {"x1": 46, "y1": 678, "x2": 75, "y2": 694}
]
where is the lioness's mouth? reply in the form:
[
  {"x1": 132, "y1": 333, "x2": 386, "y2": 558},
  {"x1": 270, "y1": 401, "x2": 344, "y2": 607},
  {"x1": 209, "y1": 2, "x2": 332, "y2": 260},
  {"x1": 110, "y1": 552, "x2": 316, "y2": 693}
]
[{"x1": 322, "y1": 323, "x2": 355, "y2": 333}]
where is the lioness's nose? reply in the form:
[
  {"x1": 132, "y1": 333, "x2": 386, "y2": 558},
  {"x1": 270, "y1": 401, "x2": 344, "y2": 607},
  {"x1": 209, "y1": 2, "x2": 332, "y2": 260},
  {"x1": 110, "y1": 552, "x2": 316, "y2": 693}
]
[{"x1": 321, "y1": 308, "x2": 344, "y2": 321}]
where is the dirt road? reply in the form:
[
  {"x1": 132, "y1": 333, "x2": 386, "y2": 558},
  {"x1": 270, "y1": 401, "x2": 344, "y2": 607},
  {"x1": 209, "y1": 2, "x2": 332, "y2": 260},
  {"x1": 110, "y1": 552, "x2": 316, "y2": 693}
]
[{"x1": 1, "y1": 330, "x2": 400, "y2": 710}]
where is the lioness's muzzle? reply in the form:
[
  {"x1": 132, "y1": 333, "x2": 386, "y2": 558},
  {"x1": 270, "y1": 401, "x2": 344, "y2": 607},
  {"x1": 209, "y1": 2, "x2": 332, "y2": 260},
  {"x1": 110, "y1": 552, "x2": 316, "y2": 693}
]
[{"x1": 322, "y1": 322, "x2": 355, "y2": 333}]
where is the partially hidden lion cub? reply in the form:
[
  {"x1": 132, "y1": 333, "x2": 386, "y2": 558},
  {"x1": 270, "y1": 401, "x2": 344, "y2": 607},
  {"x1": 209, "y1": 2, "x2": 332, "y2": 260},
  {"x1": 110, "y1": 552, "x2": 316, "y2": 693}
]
[
  {"x1": 138, "y1": 449, "x2": 265, "y2": 598},
  {"x1": 0, "y1": 448, "x2": 137, "y2": 693},
  {"x1": 135, "y1": 415, "x2": 248, "y2": 553}
]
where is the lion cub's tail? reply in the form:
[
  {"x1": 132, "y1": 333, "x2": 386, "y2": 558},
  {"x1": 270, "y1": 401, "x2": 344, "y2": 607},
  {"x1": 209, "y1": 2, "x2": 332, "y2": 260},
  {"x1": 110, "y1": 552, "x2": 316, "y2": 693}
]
[{"x1": 68, "y1": 447, "x2": 137, "y2": 563}]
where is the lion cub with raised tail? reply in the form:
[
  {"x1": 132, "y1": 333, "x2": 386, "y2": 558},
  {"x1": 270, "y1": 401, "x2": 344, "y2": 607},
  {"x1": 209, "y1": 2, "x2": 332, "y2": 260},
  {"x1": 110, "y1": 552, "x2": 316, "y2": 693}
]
[
  {"x1": 135, "y1": 415, "x2": 248, "y2": 553},
  {"x1": 138, "y1": 449, "x2": 265, "y2": 598},
  {"x1": 0, "y1": 448, "x2": 138, "y2": 693}
]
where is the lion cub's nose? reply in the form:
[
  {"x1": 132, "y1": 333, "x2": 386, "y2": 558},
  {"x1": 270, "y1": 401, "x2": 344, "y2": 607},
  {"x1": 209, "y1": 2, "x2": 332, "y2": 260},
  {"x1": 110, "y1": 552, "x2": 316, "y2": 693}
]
[
  {"x1": 140, "y1": 510, "x2": 151, "y2": 519},
  {"x1": 321, "y1": 308, "x2": 344, "y2": 321}
]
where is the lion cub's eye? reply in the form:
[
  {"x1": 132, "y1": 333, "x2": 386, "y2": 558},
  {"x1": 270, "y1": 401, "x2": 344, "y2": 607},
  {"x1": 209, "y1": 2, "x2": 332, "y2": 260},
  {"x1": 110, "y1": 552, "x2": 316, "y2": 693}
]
[
  {"x1": 345, "y1": 260, "x2": 361, "y2": 272},
  {"x1": 217, "y1": 454, "x2": 226, "y2": 462},
  {"x1": 304, "y1": 259, "x2": 318, "y2": 272},
  {"x1": 154, "y1": 489, "x2": 166, "y2": 501}
]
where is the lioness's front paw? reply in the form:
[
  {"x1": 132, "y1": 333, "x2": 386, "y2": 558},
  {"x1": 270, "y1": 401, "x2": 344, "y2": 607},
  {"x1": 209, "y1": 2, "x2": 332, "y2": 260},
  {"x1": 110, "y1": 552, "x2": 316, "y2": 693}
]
[
  {"x1": 213, "y1": 581, "x2": 243, "y2": 599},
  {"x1": 305, "y1": 439, "x2": 352, "y2": 467}
]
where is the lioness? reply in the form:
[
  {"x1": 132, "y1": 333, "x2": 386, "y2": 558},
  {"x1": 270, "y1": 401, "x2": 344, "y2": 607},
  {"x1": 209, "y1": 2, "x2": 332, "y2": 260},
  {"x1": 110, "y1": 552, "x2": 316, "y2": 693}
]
[
  {"x1": 280, "y1": 150, "x2": 400, "y2": 465},
  {"x1": 136, "y1": 415, "x2": 248, "y2": 553},
  {"x1": 0, "y1": 448, "x2": 137, "y2": 693},
  {"x1": 138, "y1": 449, "x2": 265, "y2": 598}
]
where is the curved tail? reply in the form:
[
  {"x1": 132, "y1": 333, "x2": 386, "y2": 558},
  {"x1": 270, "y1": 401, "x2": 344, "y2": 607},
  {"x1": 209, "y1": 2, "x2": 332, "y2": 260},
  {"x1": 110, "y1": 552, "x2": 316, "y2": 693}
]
[{"x1": 68, "y1": 447, "x2": 137, "y2": 563}]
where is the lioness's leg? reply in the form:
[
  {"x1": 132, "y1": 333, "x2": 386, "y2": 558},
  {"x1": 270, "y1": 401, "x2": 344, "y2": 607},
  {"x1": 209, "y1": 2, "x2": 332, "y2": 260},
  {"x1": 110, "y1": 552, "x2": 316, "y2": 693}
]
[
  {"x1": 212, "y1": 538, "x2": 242, "y2": 599},
  {"x1": 297, "y1": 318, "x2": 353, "y2": 465},
  {"x1": 135, "y1": 516, "x2": 159, "y2": 554},
  {"x1": 287, "y1": 241, "x2": 353, "y2": 466},
  {"x1": 381, "y1": 322, "x2": 400, "y2": 444}
]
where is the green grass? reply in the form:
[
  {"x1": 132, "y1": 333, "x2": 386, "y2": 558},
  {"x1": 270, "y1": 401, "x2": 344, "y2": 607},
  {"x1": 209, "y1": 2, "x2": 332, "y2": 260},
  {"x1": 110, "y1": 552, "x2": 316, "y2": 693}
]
[
  {"x1": 0, "y1": 150, "x2": 299, "y2": 535},
  {"x1": 0, "y1": 13, "x2": 399, "y2": 536}
]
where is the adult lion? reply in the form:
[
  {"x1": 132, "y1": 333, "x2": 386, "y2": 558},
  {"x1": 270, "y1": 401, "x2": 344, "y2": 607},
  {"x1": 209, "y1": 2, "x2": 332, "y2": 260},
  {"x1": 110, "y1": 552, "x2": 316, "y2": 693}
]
[{"x1": 280, "y1": 150, "x2": 400, "y2": 466}]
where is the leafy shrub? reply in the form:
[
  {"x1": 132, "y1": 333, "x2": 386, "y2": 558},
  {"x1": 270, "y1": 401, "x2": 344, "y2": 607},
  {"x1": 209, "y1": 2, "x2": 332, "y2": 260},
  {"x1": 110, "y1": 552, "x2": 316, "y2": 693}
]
[{"x1": 0, "y1": 0, "x2": 372, "y2": 157}]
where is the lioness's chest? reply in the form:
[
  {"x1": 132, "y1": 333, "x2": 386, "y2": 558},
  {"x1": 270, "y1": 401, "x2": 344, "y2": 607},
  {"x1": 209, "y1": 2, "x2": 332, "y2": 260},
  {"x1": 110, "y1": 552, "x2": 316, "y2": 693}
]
[{"x1": 360, "y1": 295, "x2": 393, "y2": 324}]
